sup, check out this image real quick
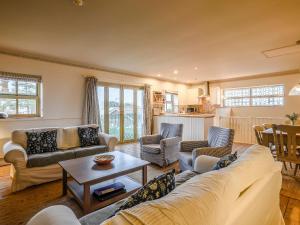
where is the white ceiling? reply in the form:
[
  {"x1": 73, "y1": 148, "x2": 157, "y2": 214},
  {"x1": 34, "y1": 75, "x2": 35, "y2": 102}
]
[{"x1": 0, "y1": 0, "x2": 300, "y2": 83}]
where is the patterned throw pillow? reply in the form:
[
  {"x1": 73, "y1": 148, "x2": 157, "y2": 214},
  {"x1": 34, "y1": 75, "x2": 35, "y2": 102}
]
[
  {"x1": 115, "y1": 169, "x2": 176, "y2": 214},
  {"x1": 26, "y1": 130, "x2": 58, "y2": 155},
  {"x1": 213, "y1": 152, "x2": 238, "y2": 170},
  {"x1": 78, "y1": 127, "x2": 100, "y2": 147}
]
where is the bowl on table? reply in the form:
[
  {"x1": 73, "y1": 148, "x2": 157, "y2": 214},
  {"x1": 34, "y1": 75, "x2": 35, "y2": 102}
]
[{"x1": 93, "y1": 154, "x2": 115, "y2": 165}]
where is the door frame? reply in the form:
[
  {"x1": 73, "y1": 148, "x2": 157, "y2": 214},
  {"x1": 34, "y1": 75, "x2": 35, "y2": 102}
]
[{"x1": 98, "y1": 82, "x2": 143, "y2": 143}]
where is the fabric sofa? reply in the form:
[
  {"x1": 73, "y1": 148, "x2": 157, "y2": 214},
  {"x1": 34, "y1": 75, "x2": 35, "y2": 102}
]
[
  {"x1": 26, "y1": 144, "x2": 284, "y2": 225},
  {"x1": 3, "y1": 125, "x2": 118, "y2": 192}
]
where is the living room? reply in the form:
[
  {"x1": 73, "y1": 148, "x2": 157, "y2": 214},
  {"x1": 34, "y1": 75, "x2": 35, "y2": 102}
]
[{"x1": 0, "y1": 1, "x2": 300, "y2": 225}]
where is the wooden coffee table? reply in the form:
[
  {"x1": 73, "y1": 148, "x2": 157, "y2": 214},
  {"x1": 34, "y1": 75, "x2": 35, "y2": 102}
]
[{"x1": 58, "y1": 151, "x2": 150, "y2": 214}]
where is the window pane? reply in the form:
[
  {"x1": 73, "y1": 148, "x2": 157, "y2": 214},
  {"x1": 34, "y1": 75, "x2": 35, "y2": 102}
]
[
  {"x1": 124, "y1": 89, "x2": 134, "y2": 140},
  {"x1": 224, "y1": 88, "x2": 250, "y2": 98},
  {"x1": 18, "y1": 99, "x2": 37, "y2": 114},
  {"x1": 0, "y1": 79, "x2": 16, "y2": 94},
  {"x1": 18, "y1": 81, "x2": 37, "y2": 96},
  {"x1": 252, "y1": 97, "x2": 284, "y2": 106},
  {"x1": 224, "y1": 98, "x2": 250, "y2": 107},
  {"x1": 97, "y1": 86, "x2": 105, "y2": 131},
  {"x1": 251, "y1": 85, "x2": 284, "y2": 97},
  {"x1": 166, "y1": 93, "x2": 172, "y2": 101},
  {"x1": 109, "y1": 87, "x2": 120, "y2": 140},
  {"x1": 0, "y1": 98, "x2": 16, "y2": 114},
  {"x1": 137, "y1": 90, "x2": 144, "y2": 138}
]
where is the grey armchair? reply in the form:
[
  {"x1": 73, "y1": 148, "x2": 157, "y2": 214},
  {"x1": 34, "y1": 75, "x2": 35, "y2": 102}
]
[
  {"x1": 179, "y1": 126, "x2": 234, "y2": 171},
  {"x1": 139, "y1": 123, "x2": 183, "y2": 167}
]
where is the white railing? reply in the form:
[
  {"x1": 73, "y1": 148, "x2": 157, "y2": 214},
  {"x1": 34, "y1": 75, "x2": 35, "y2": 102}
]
[{"x1": 218, "y1": 116, "x2": 287, "y2": 144}]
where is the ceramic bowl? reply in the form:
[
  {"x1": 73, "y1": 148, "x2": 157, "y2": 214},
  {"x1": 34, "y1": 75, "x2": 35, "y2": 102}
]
[{"x1": 93, "y1": 154, "x2": 115, "y2": 165}]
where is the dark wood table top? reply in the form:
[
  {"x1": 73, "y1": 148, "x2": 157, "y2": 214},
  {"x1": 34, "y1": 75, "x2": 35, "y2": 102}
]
[
  {"x1": 59, "y1": 151, "x2": 150, "y2": 184},
  {"x1": 262, "y1": 128, "x2": 300, "y2": 136}
]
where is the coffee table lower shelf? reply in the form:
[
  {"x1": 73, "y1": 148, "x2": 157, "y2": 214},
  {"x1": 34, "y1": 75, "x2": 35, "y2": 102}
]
[{"x1": 67, "y1": 176, "x2": 141, "y2": 213}]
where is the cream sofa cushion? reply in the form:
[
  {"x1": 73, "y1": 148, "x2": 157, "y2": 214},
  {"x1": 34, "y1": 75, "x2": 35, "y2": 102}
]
[
  {"x1": 12, "y1": 128, "x2": 62, "y2": 149},
  {"x1": 60, "y1": 124, "x2": 99, "y2": 150}
]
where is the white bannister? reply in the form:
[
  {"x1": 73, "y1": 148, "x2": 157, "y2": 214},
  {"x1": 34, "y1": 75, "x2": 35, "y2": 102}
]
[{"x1": 219, "y1": 116, "x2": 287, "y2": 144}]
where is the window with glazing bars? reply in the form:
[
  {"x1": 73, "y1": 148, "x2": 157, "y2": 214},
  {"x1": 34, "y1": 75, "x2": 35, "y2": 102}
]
[
  {"x1": 0, "y1": 72, "x2": 42, "y2": 117},
  {"x1": 223, "y1": 85, "x2": 284, "y2": 107}
]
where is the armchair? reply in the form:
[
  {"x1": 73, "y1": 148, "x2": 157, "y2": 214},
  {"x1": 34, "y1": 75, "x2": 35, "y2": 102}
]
[
  {"x1": 140, "y1": 123, "x2": 183, "y2": 167},
  {"x1": 179, "y1": 126, "x2": 234, "y2": 171}
]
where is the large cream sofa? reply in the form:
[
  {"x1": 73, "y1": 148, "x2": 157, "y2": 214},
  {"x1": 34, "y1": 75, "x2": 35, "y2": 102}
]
[
  {"x1": 3, "y1": 125, "x2": 118, "y2": 192},
  {"x1": 27, "y1": 144, "x2": 284, "y2": 225}
]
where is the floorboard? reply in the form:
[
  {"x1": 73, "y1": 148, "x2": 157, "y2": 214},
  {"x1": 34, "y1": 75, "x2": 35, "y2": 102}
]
[{"x1": 0, "y1": 143, "x2": 299, "y2": 225}]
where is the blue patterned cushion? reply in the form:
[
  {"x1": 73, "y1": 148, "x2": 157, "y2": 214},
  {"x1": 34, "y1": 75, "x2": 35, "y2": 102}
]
[
  {"x1": 115, "y1": 169, "x2": 176, "y2": 214},
  {"x1": 78, "y1": 127, "x2": 100, "y2": 147},
  {"x1": 26, "y1": 130, "x2": 58, "y2": 155},
  {"x1": 213, "y1": 152, "x2": 237, "y2": 170}
]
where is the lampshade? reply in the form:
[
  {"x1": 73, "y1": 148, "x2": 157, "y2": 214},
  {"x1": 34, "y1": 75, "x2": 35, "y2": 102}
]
[{"x1": 289, "y1": 83, "x2": 300, "y2": 96}]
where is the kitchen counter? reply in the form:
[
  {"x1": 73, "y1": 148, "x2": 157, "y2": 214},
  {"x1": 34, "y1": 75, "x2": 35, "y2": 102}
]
[
  {"x1": 153, "y1": 114, "x2": 214, "y2": 141},
  {"x1": 158, "y1": 113, "x2": 215, "y2": 118}
]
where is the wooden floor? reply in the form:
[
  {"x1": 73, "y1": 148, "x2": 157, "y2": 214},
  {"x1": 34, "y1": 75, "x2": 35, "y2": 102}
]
[{"x1": 0, "y1": 143, "x2": 299, "y2": 225}]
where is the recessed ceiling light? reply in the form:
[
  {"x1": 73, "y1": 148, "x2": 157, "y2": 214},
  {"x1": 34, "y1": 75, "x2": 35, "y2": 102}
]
[
  {"x1": 157, "y1": 74, "x2": 161, "y2": 77},
  {"x1": 194, "y1": 67, "x2": 198, "y2": 70},
  {"x1": 173, "y1": 70, "x2": 179, "y2": 74}
]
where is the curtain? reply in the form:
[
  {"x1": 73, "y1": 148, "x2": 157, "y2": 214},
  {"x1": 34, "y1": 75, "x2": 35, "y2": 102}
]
[
  {"x1": 82, "y1": 76, "x2": 102, "y2": 130},
  {"x1": 143, "y1": 84, "x2": 152, "y2": 135}
]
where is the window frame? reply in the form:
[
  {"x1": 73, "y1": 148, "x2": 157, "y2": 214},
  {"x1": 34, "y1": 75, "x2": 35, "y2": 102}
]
[
  {"x1": 165, "y1": 92, "x2": 179, "y2": 113},
  {"x1": 223, "y1": 84, "x2": 285, "y2": 108},
  {"x1": 0, "y1": 72, "x2": 42, "y2": 118}
]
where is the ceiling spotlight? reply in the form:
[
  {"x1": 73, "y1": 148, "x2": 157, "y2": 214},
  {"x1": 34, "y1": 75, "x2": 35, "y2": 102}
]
[
  {"x1": 73, "y1": 0, "x2": 84, "y2": 6},
  {"x1": 173, "y1": 70, "x2": 179, "y2": 74},
  {"x1": 157, "y1": 74, "x2": 161, "y2": 77},
  {"x1": 194, "y1": 67, "x2": 198, "y2": 70}
]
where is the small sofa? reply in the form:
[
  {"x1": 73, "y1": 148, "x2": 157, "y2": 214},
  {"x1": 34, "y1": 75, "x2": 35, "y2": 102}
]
[
  {"x1": 3, "y1": 125, "x2": 118, "y2": 192},
  {"x1": 27, "y1": 144, "x2": 284, "y2": 225}
]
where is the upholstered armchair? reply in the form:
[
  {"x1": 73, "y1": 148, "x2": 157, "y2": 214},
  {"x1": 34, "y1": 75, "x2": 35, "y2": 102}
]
[
  {"x1": 179, "y1": 126, "x2": 234, "y2": 171},
  {"x1": 139, "y1": 123, "x2": 183, "y2": 167}
]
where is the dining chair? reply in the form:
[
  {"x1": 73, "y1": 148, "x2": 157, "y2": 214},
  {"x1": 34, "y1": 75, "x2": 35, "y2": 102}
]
[
  {"x1": 272, "y1": 124, "x2": 300, "y2": 176},
  {"x1": 253, "y1": 125, "x2": 264, "y2": 145}
]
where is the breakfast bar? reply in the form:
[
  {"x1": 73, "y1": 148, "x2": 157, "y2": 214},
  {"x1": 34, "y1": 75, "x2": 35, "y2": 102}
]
[{"x1": 153, "y1": 114, "x2": 215, "y2": 141}]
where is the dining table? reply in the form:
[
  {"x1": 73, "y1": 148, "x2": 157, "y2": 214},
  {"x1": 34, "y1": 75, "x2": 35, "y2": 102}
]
[{"x1": 261, "y1": 128, "x2": 300, "y2": 147}]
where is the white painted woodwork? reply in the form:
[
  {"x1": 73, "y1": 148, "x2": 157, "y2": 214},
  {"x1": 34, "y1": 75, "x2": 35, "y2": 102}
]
[{"x1": 153, "y1": 115, "x2": 214, "y2": 141}]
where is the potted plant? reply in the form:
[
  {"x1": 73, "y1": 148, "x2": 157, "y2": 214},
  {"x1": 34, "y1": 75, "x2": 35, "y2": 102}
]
[{"x1": 285, "y1": 112, "x2": 299, "y2": 125}]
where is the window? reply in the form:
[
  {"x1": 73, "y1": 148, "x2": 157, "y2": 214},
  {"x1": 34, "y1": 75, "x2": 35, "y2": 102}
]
[
  {"x1": 223, "y1": 85, "x2": 284, "y2": 107},
  {"x1": 165, "y1": 92, "x2": 179, "y2": 113},
  {"x1": 0, "y1": 72, "x2": 42, "y2": 117}
]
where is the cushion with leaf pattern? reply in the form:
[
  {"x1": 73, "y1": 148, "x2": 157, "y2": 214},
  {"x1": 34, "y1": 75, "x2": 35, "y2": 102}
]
[
  {"x1": 213, "y1": 152, "x2": 238, "y2": 170},
  {"x1": 78, "y1": 126, "x2": 100, "y2": 147},
  {"x1": 26, "y1": 130, "x2": 58, "y2": 155},
  {"x1": 115, "y1": 169, "x2": 176, "y2": 214}
]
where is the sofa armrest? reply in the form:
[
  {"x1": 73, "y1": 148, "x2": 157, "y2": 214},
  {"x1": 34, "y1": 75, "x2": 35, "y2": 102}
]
[
  {"x1": 99, "y1": 133, "x2": 118, "y2": 151},
  {"x1": 193, "y1": 155, "x2": 220, "y2": 173},
  {"x1": 139, "y1": 134, "x2": 161, "y2": 145},
  {"x1": 26, "y1": 205, "x2": 81, "y2": 225},
  {"x1": 192, "y1": 146, "x2": 227, "y2": 162},
  {"x1": 3, "y1": 141, "x2": 27, "y2": 167},
  {"x1": 160, "y1": 137, "x2": 181, "y2": 147},
  {"x1": 180, "y1": 140, "x2": 208, "y2": 152}
]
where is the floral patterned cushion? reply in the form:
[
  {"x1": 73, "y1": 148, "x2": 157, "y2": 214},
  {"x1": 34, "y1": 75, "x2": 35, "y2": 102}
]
[
  {"x1": 213, "y1": 152, "x2": 238, "y2": 170},
  {"x1": 26, "y1": 130, "x2": 58, "y2": 155},
  {"x1": 115, "y1": 169, "x2": 176, "y2": 214},
  {"x1": 78, "y1": 127, "x2": 100, "y2": 147}
]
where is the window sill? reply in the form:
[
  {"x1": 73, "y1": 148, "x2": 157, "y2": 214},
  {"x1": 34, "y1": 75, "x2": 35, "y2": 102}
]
[{"x1": 0, "y1": 117, "x2": 43, "y2": 122}]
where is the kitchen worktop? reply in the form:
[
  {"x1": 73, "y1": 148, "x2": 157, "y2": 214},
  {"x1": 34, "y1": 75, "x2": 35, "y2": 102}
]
[{"x1": 155, "y1": 113, "x2": 215, "y2": 118}]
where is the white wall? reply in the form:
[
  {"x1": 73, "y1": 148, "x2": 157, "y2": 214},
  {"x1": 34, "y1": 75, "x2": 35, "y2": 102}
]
[{"x1": 0, "y1": 53, "x2": 190, "y2": 157}]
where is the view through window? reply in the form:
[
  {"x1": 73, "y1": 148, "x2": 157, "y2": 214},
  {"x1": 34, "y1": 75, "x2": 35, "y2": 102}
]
[
  {"x1": 97, "y1": 84, "x2": 144, "y2": 142},
  {"x1": 223, "y1": 84, "x2": 284, "y2": 107},
  {"x1": 0, "y1": 73, "x2": 41, "y2": 117},
  {"x1": 165, "y1": 92, "x2": 179, "y2": 113}
]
